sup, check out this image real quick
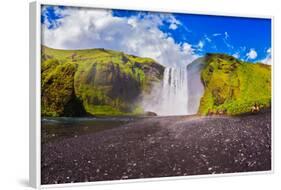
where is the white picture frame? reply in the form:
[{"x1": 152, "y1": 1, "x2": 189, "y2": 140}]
[{"x1": 29, "y1": 1, "x2": 274, "y2": 189}]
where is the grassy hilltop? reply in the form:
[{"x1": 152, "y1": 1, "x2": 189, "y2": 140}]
[
  {"x1": 41, "y1": 46, "x2": 164, "y2": 116},
  {"x1": 41, "y1": 46, "x2": 271, "y2": 117},
  {"x1": 198, "y1": 53, "x2": 271, "y2": 115}
]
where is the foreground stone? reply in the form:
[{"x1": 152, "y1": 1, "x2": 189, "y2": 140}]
[{"x1": 41, "y1": 110, "x2": 271, "y2": 184}]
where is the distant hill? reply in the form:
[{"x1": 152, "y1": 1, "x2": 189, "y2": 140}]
[
  {"x1": 41, "y1": 46, "x2": 164, "y2": 116},
  {"x1": 188, "y1": 53, "x2": 271, "y2": 115}
]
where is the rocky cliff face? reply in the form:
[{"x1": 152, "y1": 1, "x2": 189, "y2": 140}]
[
  {"x1": 41, "y1": 46, "x2": 271, "y2": 117},
  {"x1": 189, "y1": 53, "x2": 271, "y2": 115},
  {"x1": 41, "y1": 46, "x2": 164, "y2": 116},
  {"x1": 41, "y1": 59, "x2": 87, "y2": 117}
]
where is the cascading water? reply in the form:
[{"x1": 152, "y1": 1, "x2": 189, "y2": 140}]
[
  {"x1": 158, "y1": 67, "x2": 189, "y2": 115},
  {"x1": 142, "y1": 59, "x2": 204, "y2": 116}
]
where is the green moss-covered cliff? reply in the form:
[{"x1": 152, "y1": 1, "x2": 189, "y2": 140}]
[
  {"x1": 41, "y1": 46, "x2": 164, "y2": 116},
  {"x1": 198, "y1": 53, "x2": 271, "y2": 115}
]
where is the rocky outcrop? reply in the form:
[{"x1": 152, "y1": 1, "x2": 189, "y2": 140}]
[
  {"x1": 41, "y1": 59, "x2": 86, "y2": 117},
  {"x1": 41, "y1": 46, "x2": 164, "y2": 116},
  {"x1": 192, "y1": 53, "x2": 271, "y2": 115}
]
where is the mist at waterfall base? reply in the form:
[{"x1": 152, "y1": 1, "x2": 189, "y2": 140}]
[{"x1": 141, "y1": 59, "x2": 205, "y2": 116}]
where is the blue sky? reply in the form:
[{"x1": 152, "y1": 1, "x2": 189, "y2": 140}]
[
  {"x1": 41, "y1": 6, "x2": 272, "y2": 65},
  {"x1": 112, "y1": 9, "x2": 271, "y2": 61}
]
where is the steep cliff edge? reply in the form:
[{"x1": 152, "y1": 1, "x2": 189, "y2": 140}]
[
  {"x1": 41, "y1": 46, "x2": 164, "y2": 116},
  {"x1": 187, "y1": 53, "x2": 271, "y2": 115}
]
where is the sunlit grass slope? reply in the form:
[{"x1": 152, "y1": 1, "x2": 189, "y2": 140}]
[
  {"x1": 41, "y1": 46, "x2": 164, "y2": 116},
  {"x1": 199, "y1": 53, "x2": 271, "y2": 115}
]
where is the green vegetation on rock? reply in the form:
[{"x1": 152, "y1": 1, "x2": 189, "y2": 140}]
[
  {"x1": 198, "y1": 53, "x2": 271, "y2": 115},
  {"x1": 41, "y1": 59, "x2": 86, "y2": 117},
  {"x1": 41, "y1": 46, "x2": 164, "y2": 116},
  {"x1": 41, "y1": 46, "x2": 271, "y2": 117}
]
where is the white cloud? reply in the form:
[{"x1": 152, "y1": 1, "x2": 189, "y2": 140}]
[
  {"x1": 221, "y1": 32, "x2": 234, "y2": 49},
  {"x1": 166, "y1": 14, "x2": 181, "y2": 30},
  {"x1": 212, "y1": 33, "x2": 222, "y2": 37},
  {"x1": 204, "y1": 35, "x2": 211, "y2": 42},
  {"x1": 42, "y1": 7, "x2": 197, "y2": 67},
  {"x1": 232, "y1": 52, "x2": 240, "y2": 59},
  {"x1": 197, "y1": 41, "x2": 204, "y2": 49},
  {"x1": 224, "y1": 32, "x2": 229, "y2": 40},
  {"x1": 259, "y1": 48, "x2": 271, "y2": 64},
  {"x1": 41, "y1": 6, "x2": 66, "y2": 29},
  {"x1": 182, "y1": 43, "x2": 193, "y2": 54},
  {"x1": 261, "y1": 57, "x2": 271, "y2": 65},
  {"x1": 169, "y1": 23, "x2": 178, "y2": 30},
  {"x1": 246, "y1": 48, "x2": 258, "y2": 60},
  {"x1": 212, "y1": 32, "x2": 233, "y2": 49}
]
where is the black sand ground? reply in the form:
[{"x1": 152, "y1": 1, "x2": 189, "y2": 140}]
[{"x1": 41, "y1": 110, "x2": 271, "y2": 184}]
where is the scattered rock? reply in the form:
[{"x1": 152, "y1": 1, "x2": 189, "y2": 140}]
[
  {"x1": 144, "y1": 111, "x2": 158, "y2": 116},
  {"x1": 41, "y1": 110, "x2": 271, "y2": 184}
]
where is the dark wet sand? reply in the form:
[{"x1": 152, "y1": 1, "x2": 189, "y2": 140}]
[{"x1": 41, "y1": 110, "x2": 271, "y2": 184}]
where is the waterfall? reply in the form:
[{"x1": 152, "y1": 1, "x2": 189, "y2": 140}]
[
  {"x1": 159, "y1": 67, "x2": 188, "y2": 115},
  {"x1": 142, "y1": 60, "x2": 204, "y2": 116}
]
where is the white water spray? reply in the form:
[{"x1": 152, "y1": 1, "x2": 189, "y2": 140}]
[
  {"x1": 142, "y1": 59, "x2": 205, "y2": 116},
  {"x1": 142, "y1": 67, "x2": 189, "y2": 116},
  {"x1": 160, "y1": 67, "x2": 189, "y2": 115}
]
